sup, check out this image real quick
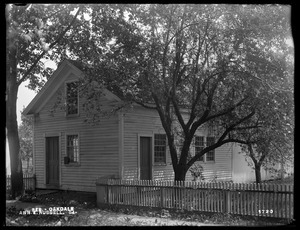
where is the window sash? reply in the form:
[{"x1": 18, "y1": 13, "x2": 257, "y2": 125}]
[
  {"x1": 194, "y1": 136, "x2": 204, "y2": 161},
  {"x1": 67, "y1": 135, "x2": 79, "y2": 163},
  {"x1": 154, "y1": 134, "x2": 166, "y2": 164},
  {"x1": 206, "y1": 137, "x2": 215, "y2": 161},
  {"x1": 194, "y1": 136, "x2": 215, "y2": 162},
  {"x1": 66, "y1": 82, "x2": 78, "y2": 115}
]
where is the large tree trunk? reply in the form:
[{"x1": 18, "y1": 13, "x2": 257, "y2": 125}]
[
  {"x1": 174, "y1": 166, "x2": 187, "y2": 181},
  {"x1": 7, "y1": 45, "x2": 23, "y2": 199},
  {"x1": 248, "y1": 144, "x2": 262, "y2": 184},
  {"x1": 7, "y1": 88, "x2": 24, "y2": 198},
  {"x1": 174, "y1": 135, "x2": 195, "y2": 182},
  {"x1": 254, "y1": 164, "x2": 262, "y2": 183}
]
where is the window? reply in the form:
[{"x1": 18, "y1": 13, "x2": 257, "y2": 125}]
[
  {"x1": 67, "y1": 135, "x2": 79, "y2": 163},
  {"x1": 194, "y1": 136, "x2": 205, "y2": 161},
  {"x1": 206, "y1": 136, "x2": 215, "y2": 161},
  {"x1": 66, "y1": 82, "x2": 78, "y2": 115},
  {"x1": 154, "y1": 134, "x2": 166, "y2": 164}
]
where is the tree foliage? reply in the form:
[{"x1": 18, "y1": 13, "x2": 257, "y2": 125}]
[
  {"x1": 224, "y1": 6, "x2": 294, "y2": 182},
  {"x1": 18, "y1": 107, "x2": 33, "y2": 173},
  {"x1": 7, "y1": 4, "x2": 293, "y2": 187},
  {"x1": 6, "y1": 3, "x2": 87, "y2": 198},
  {"x1": 6, "y1": 4, "x2": 86, "y2": 91},
  {"x1": 65, "y1": 4, "x2": 293, "y2": 181},
  {"x1": 233, "y1": 77, "x2": 294, "y2": 182}
]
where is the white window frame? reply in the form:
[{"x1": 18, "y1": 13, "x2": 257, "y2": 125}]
[
  {"x1": 65, "y1": 80, "x2": 79, "y2": 117},
  {"x1": 65, "y1": 133, "x2": 80, "y2": 166},
  {"x1": 206, "y1": 136, "x2": 215, "y2": 162},
  {"x1": 193, "y1": 136, "x2": 216, "y2": 163},
  {"x1": 194, "y1": 136, "x2": 205, "y2": 162},
  {"x1": 154, "y1": 133, "x2": 167, "y2": 165}
]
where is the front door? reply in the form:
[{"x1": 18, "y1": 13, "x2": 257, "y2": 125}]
[
  {"x1": 140, "y1": 137, "x2": 152, "y2": 180},
  {"x1": 46, "y1": 136, "x2": 59, "y2": 185}
]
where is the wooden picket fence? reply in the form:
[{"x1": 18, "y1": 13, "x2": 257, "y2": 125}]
[
  {"x1": 6, "y1": 174, "x2": 36, "y2": 191},
  {"x1": 97, "y1": 179, "x2": 294, "y2": 219}
]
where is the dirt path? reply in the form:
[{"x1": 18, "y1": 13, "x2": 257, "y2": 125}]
[{"x1": 70, "y1": 209, "x2": 223, "y2": 226}]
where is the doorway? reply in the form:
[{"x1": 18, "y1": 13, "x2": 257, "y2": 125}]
[
  {"x1": 46, "y1": 136, "x2": 59, "y2": 185},
  {"x1": 140, "y1": 137, "x2": 152, "y2": 180}
]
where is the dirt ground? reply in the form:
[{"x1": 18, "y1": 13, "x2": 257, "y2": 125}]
[
  {"x1": 6, "y1": 204, "x2": 218, "y2": 226},
  {"x1": 5, "y1": 190, "x2": 294, "y2": 226}
]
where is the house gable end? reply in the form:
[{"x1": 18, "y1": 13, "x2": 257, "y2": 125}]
[{"x1": 23, "y1": 60, "x2": 121, "y2": 115}]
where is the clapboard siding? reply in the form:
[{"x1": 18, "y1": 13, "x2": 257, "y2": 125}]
[
  {"x1": 33, "y1": 75, "x2": 120, "y2": 192},
  {"x1": 185, "y1": 142, "x2": 234, "y2": 181},
  {"x1": 123, "y1": 107, "x2": 172, "y2": 180},
  {"x1": 123, "y1": 105, "x2": 233, "y2": 182},
  {"x1": 31, "y1": 60, "x2": 235, "y2": 192}
]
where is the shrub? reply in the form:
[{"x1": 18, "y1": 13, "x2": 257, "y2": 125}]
[{"x1": 188, "y1": 162, "x2": 205, "y2": 182}]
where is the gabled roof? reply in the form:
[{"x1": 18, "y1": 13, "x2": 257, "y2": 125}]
[{"x1": 23, "y1": 59, "x2": 121, "y2": 115}]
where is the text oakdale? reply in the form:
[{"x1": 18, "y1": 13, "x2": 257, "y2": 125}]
[{"x1": 19, "y1": 207, "x2": 76, "y2": 215}]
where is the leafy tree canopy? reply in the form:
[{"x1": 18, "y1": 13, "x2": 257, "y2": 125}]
[
  {"x1": 59, "y1": 4, "x2": 293, "y2": 181},
  {"x1": 7, "y1": 4, "x2": 293, "y2": 183},
  {"x1": 6, "y1": 3, "x2": 88, "y2": 197},
  {"x1": 18, "y1": 107, "x2": 33, "y2": 173}
]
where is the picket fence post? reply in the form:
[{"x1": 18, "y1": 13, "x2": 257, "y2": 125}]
[
  {"x1": 160, "y1": 181, "x2": 164, "y2": 208},
  {"x1": 106, "y1": 179, "x2": 110, "y2": 204},
  {"x1": 95, "y1": 179, "x2": 293, "y2": 220},
  {"x1": 33, "y1": 174, "x2": 36, "y2": 191},
  {"x1": 225, "y1": 182, "x2": 231, "y2": 213}
]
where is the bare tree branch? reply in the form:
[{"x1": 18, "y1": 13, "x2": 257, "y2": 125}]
[
  {"x1": 171, "y1": 96, "x2": 187, "y2": 133},
  {"x1": 189, "y1": 73, "x2": 224, "y2": 135},
  {"x1": 247, "y1": 144, "x2": 258, "y2": 165},
  {"x1": 204, "y1": 95, "x2": 249, "y2": 123},
  {"x1": 133, "y1": 99, "x2": 157, "y2": 109},
  {"x1": 216, "y1": 110, "x2": 256, "y2": 145},
  {"x1": 187, "y1": 137, "x2": 252, "y2": 168}
]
